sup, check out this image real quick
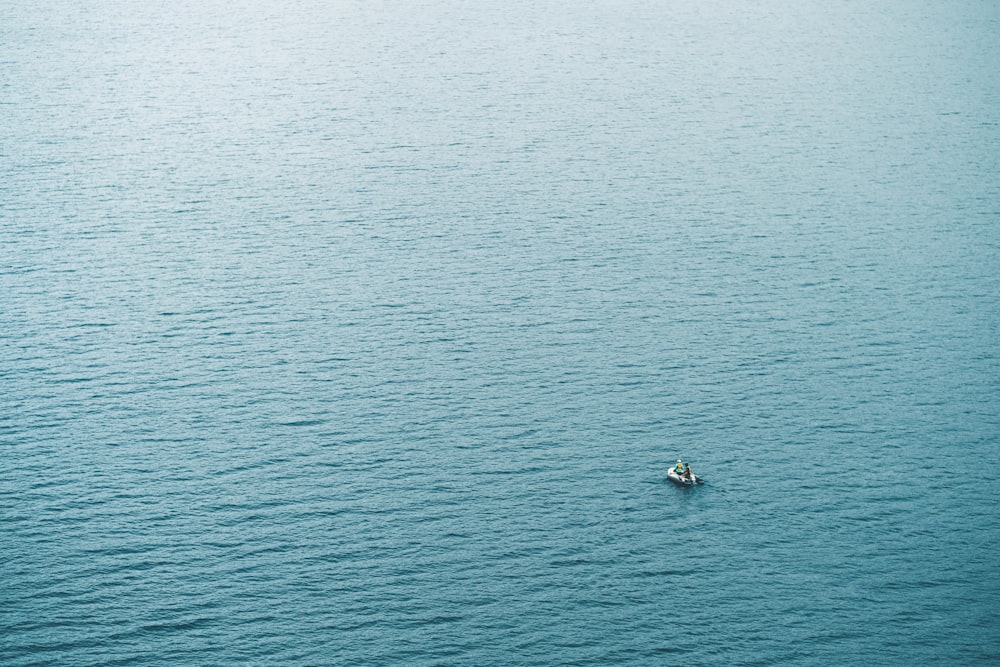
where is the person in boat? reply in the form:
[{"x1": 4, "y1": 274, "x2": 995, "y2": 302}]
[
  {"x1": 675, "y1": 459, "x2": 684, "y2": 473},
  {"x1": 682, "y1": 464, "x2": 693, "y2": 479}
]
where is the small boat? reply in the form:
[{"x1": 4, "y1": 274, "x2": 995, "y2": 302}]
[{"x1": 667, "y1": 467, "x2": 704, "y2": 486}]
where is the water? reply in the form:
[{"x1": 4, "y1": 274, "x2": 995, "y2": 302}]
[{"x1": 2, "y1": 1, "x2": 999, "y2": 664}]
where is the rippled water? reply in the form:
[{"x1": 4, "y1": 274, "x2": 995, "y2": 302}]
[{"x1": 3, "y1": 1, "x2": 999, "y2": 664}]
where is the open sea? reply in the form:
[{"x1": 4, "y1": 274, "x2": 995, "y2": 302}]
[{"x1": 2, "y1": 1, "x2": 999, "y2": 664}]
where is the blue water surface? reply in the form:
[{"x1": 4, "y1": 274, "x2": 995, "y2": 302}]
[{"x1": 2, "y1": 1, "x2": 998, "y2": 664}]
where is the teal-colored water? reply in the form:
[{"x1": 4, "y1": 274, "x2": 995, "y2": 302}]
[{"x1": 3, "y1": 1, "x2": 998, "y2": 664}]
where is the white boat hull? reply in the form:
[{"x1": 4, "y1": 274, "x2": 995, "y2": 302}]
[{"x1": 667, "y1": 469, "x2": 702, "y2": 486}]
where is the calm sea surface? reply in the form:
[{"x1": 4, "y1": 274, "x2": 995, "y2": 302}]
[{"x1": 2, "y1": 1, "x2": 998, "y2": 664}]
